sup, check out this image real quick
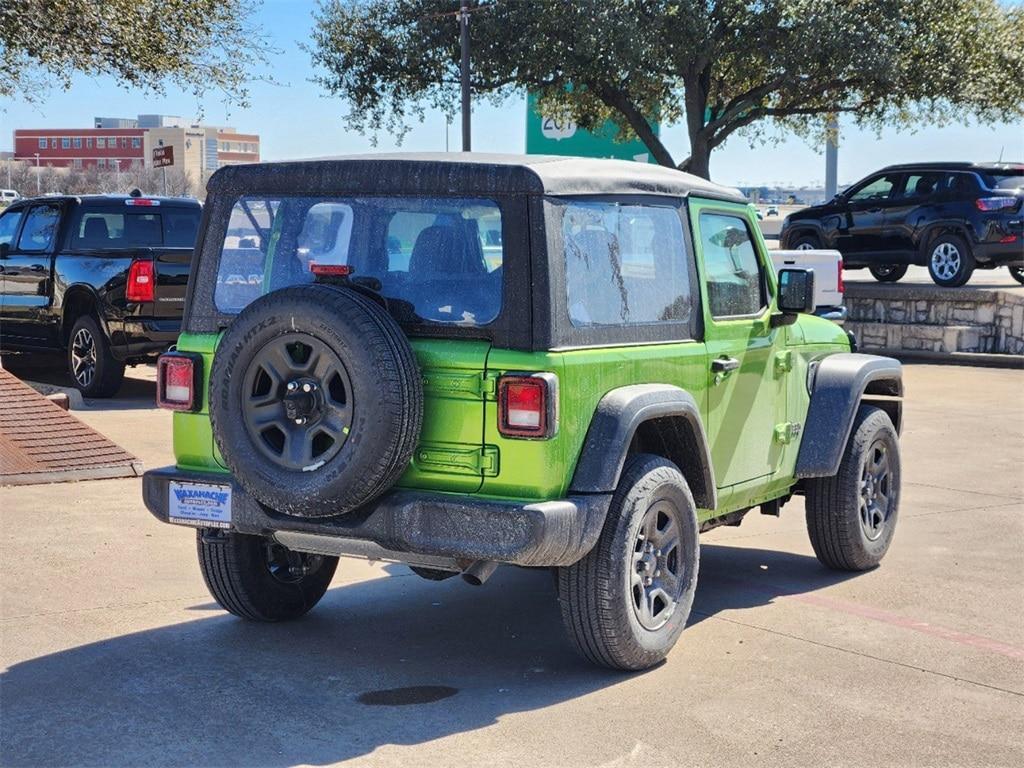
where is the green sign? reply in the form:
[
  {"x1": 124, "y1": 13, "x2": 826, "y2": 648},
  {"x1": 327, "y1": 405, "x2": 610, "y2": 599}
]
[{"x1": 525, "y1": 93, "x2": 658, "y2": 163}]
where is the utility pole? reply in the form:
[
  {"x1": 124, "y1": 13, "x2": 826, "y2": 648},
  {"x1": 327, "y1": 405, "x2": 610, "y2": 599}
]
[
  {"x1": 824, "y1": 115, "x2": 839, "y2": 200},
  {"x1": 459, "y1": 4, "x2": 471, "y2": 151},
  {"x1": 34, "y1": 153, "x2": 40, "y2": 195}
]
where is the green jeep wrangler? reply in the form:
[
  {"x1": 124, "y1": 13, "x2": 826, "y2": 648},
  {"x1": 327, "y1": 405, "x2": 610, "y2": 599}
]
[{"x1": 143, "y1": 154, "x2": 903, "y2": 671}]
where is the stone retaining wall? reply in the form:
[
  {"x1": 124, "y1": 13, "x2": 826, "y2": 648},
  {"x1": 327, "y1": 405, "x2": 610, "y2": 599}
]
[{"x1": 844, "y1": 283, "x2": 1024, "y2": 356}]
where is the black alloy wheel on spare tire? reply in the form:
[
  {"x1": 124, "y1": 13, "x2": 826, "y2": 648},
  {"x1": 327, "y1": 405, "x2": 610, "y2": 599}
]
[
  {"x1": 209, "y1": 284, "x2": 423, "y2": 518},
  {"x1": 868, "y1": 264, "x2": 908, "y2": 283}
]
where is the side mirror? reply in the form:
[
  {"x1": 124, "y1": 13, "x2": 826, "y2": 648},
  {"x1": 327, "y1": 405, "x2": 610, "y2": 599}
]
[{"x1": 776, "y1": 267, "x2": 815, "y2": 317}]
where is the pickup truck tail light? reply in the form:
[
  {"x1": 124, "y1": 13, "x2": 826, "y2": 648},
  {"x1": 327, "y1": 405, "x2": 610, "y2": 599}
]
[
  {"x1": 157, "y1": 353, "x2": 201, "y2": 411},
  {"x1": 497, "y1": 373, "x2": 558, "y2": 439},
  {"x1": 126, "y1": 259, "x2": 155, "y2": 303},
  {"x1": 975, "y1": 197, "x2": 1018, "y2": 212},
  {"x1": 837, "y1": 257, "x2": 844, "y2": 294}
]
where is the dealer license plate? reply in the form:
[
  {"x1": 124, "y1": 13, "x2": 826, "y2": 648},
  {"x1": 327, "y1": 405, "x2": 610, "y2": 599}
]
[{"x1": 168, "y1": 481, "x2": 232, "y2": 528}]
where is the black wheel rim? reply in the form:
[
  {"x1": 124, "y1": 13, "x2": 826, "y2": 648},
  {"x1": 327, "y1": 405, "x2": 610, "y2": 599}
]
[
  {"x1": 860, "y1": 438, "x2": 893, "y2": 541},
  {"x1": 264, "y1": 541, "x2": 324, "y2": 584},
  {"x1": 873, "y1": 265, "x2": 896, "y2": 277},
  {"x1": 71, "y1": 327, "x2": 97, "y2": 388},
  {"x1": 629, "y1": 500, "x2": 685, "y2": 631},
  {"x1": 241, "y1": 333, "x2": 354, "y2": 471}
]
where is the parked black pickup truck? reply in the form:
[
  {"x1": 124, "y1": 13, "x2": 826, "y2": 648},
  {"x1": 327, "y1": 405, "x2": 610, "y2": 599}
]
[{"x1": 0, "y1": 193, "x2": 202, "y2": 396}]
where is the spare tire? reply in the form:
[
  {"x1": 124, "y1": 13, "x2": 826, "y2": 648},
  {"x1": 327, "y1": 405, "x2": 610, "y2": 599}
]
[{"x1": 210, "y1": 284, "x2": 422, "y2": 517}]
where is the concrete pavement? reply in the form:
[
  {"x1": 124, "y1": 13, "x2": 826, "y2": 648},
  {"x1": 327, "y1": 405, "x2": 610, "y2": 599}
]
[{"x1": 1, "y1": 365, "x2": 1022, "y2": 767}]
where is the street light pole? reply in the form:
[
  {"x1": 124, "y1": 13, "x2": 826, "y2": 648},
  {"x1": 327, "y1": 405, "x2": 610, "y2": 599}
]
[
  {"x1": 825, "y1": 115, "x2": 839, "y2": 200},
  {"x1": 459, "y1": 4, "x2": 471, "y2": 151}
]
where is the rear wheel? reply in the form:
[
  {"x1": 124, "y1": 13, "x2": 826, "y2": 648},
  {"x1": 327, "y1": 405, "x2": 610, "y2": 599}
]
[
  {"x1": 1009, "y1": 266, "x2": 1024, "y2": 285},
  {"x1": 868, "y1": 264, "x2": 908, "y2": 283},
  {"x1": 67, "y1": 315, "x2": 124, "y2": 398},
  {"x1": 557, "y1": 454, "x2": 699, "y2": 671},
  {"x1": 927, "y1": 234, "x2": 974, "y2": 287},
  {"x1": 804, "y1": 406, "x2": 900, "y2": 571},
  {"x1": 197, "y1": 530, "x2": 338, "y2": 621}
]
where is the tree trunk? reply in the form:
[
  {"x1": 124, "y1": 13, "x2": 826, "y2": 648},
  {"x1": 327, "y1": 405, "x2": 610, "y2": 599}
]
[
  {"x1": 681, "y1": 138, "x2": 711, "y2": 180},
  {"x1": 681, "y1": 75, "x2": 712, "y2": 180}
]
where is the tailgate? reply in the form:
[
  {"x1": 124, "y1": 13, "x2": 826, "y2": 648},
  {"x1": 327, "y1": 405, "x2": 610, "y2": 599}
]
[{"x1": 150, "y1": 247, "x2": 194, "y2": 319}]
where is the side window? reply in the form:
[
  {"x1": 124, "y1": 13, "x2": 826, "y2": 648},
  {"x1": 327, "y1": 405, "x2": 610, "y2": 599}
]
[
  {"x1": 17, "y1": 205, "x2": 61, "y2": 252},
  {"x1": 847, "y1": 174, "x2": 900, "y2": 202},
  {"x1": 899, "y1": 172, "x2": 942, "y2": 199},
  {"x1": 562, "y1": 200, "x2": 692, "y2": 327},
  {"x1": 699, "y1": 212, "x2": 766, "y2": 318},
  {"x1": 943, "y1": 173, "x2": 980, "y2": 196},
  {"x1": 0, "y1": 209, "x2": 24, "y2": 246}
]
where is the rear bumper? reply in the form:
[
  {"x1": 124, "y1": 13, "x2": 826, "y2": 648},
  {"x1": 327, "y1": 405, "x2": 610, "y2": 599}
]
[
  {"x1": 974, "y1": 239, "x2": 1024, "y2": 267},
  {"x1": 142, "y1": 466, "x2": 611, "y2": 568},
  {"x1": 112, "y1": 318, "x2": 181, "y2": 360}
]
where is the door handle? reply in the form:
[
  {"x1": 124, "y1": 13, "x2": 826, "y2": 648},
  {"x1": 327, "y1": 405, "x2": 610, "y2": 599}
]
[{"x1": 711, "y1": 357, "x2": 740, "y2": 373}]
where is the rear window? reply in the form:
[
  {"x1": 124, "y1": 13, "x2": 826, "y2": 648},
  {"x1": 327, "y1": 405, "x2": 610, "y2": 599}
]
[
  {"x1": 978, "y1": 170, "x2": 1024, "y2": 192},
  {"x1": 213, "y1": 196, "x2": 504, "y2": 327},
  {"x1": 70, "y1": 206, "x2": 200, "y2": 249}
]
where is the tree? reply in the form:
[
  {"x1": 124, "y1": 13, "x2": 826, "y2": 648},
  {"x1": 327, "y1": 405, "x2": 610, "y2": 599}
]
[
  {"x1": 310, "y1": 0, "x2": 1024, "y2": 179},
  {"x1": 0, "y1": 0, "x2": 268, "y2": 105}
]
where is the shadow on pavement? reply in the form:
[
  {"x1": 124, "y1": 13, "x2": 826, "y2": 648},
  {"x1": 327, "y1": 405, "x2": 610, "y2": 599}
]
[
  {"x1": 1, "y1": 544, "x2": 853, "y2": 766},
  {"x1": 2, "y1": 354, "x2": 158, "y2": 411}
]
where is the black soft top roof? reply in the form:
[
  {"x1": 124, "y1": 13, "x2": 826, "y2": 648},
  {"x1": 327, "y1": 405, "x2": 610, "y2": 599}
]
[{"x1": 206, "y1": 152, "x2": 747, "y2": 203}]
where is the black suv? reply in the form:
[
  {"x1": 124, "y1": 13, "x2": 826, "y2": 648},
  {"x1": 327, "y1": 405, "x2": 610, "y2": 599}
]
[
  {"x1": 780, "y1": 162, "x2": 1024, "y2": 287},
  {"x1": 0, "y1": 194, "x2": 201, "y2": 396}
]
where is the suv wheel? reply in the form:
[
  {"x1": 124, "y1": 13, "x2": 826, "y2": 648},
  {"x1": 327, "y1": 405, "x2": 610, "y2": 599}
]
[
  {"x1": 197, "y1": 530, "x2": 338, "y2": 621},
  {"x1": 868, "y1": 264, "x2": 908, "y2": 283},
  {"x1": 792, "y1": 235, "x2": 821, "y2": 251},
  {"x1": 210, "y1": 284, "x2": 423, "y2": 518},
  {"x1": 557, "y1": 454, "x2": 699, "y2": 671},
  {"x1": 1009, "y1": 266, "x2": 1024, "y2": 285},
  {"x1": 804, "y1": 406, "x2": 900, "y2": 571},
  {"x1": 67, "y1": 315, "x2": 125, "y2": 398},
  {"x1": 926, "y1": 234, "x2": 974, "y2": 287}
]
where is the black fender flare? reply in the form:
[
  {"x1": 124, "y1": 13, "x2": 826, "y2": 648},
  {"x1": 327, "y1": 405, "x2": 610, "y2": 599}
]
[
  {"x1": 569, "y1": 384, "x2": 717, "y2": 510},
  {"x1": 795, "y1": 353, "x2": 903, "y2": 479}
]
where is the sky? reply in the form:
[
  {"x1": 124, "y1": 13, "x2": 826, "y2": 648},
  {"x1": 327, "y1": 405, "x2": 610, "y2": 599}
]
[{"x1": 2, "y1": 0, "x2": 1021, "y2": 189}]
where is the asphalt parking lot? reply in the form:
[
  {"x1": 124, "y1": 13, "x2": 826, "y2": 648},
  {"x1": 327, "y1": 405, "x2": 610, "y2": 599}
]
[{"x1": 1, "y1": 363, "x2": 1022, "y2": 768}]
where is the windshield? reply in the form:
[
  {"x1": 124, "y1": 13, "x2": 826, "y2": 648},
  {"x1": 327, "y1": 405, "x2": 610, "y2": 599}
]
[{"x1": 214, "y1": 196, "x2": 504, "y2": 326}]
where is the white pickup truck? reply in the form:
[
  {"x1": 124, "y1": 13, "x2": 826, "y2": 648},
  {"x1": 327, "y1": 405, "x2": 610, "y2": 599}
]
[{"x1": 771, "y1": 248, "x2": 846, "y2": 322}]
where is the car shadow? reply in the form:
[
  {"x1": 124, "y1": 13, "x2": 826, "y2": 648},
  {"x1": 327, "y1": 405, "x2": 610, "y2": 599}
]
[
  {"x1": 1, "y1": 544, "x2": 855, "y2": 767},
  {"x1": 2, "y1": 355, "x2": 158, "y2": 411}
]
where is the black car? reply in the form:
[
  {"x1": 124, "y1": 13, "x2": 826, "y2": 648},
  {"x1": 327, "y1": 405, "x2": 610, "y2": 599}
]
[
  {"x1": 0, "y1": 193, "x2": 201, "y2": 396},
  {"x1": 780, "y1": 162, "x2": 1024, "y2": 287}
]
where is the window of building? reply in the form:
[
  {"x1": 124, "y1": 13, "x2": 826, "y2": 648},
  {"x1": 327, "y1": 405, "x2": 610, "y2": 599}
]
[
  {"x1": 37, "y1": 138, "x2": 47, "y2": 149},
  {"x1": 73, "y1": 137, "x2": 82, "y2": 149},
  {"x1": 97, "y1": 158, "x2": 105, "y2": 168},
  {"x1": 699, "y1": 212, "x2": 766, "y2": 318},
  {"x1": 96, "y1": 138, "x2": 105, "y2": 149},
  {"x1": 73, "y1": 159, "x2": 82, "y2": 169},
  {"x1": 132, "y1": 137, "x2": 140, "y2": 148},
  {"x1": 561, "y1": 200, "x2": 692, "y2": 327},
  {"x1": 51, "y1": 138, "x2": 59, "y2": 149},
  {"x1": 61, "y1": 137, "x2": 70, "y2": 149},
  {"x1": 86, "y1": 138, "x2": 93, "y2": 149}
]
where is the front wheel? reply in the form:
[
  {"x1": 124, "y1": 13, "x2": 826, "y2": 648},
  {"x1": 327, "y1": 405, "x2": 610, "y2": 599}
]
[
  {"x1": 804, "y1": 406, "x2": 900, "y2": 571},
  {"x1": 557, "y1": 454, "x2": 699, "y2": 671},
  {"x1": 868, "y1": 264, "x2": 908, "y2": 283},
  {"x1": 1009, "y1": 266, "x2": 1024, "y2": 285},
  {"x1": 197, "y1": 530, "x2": 338, "y2": 621},
  {"x1": 927, "y1": 234, "x2": 974, "y2": 287}
]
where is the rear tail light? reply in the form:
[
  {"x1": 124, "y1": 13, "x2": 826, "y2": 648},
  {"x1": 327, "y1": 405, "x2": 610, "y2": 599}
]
[
  {"x1": 975, "y1": 197, "x2": 1018, "y2": 212},
  {"x1": 837, "y1": 257, "x2": 844, "y2": 294},
  {"x1": 126, "y1": 259, "x2": 155, "y2": 303},
  {"x1": 157, "y1": 353, "x2": 201, "y2": 411},
  {"x1": 497, "y1": 373, "x2": 558, "y2": 439},
  {"x1": 999, "y1": 235, "x2": 1019, "y2": 244},
  {"x1": 125, "y1": 198, "x2": 160, "y2": 206}
]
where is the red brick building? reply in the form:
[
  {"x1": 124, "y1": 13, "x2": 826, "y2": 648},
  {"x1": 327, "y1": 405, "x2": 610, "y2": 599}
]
[{"x1": 14, "y1": 128, "x2": 147, "y2": 171}]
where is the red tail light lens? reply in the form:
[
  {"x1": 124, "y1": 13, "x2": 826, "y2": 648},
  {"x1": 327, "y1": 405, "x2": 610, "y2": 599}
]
[
  {"x1": 498, "y1": 373, "x2": 558, "y2": 439},
  {"x1": 157, "y1": 353, "x2": 199, "y2": 411},
  {"x1": 837, "y1": 257, "x2": 844, "y2": 294},
  {"x1": 975, "y1": 197, "x2": 1018, "y2": 212},
  {"x1": 126, "y1": 259, "x2": 155, "y2": 303}
]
